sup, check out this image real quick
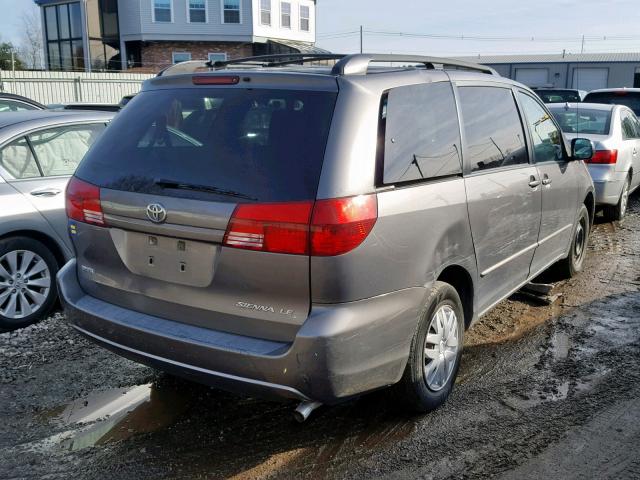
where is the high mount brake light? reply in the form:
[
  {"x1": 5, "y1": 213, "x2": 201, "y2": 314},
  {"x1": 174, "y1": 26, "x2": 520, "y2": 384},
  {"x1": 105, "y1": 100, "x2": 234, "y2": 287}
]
[
  {"x1": 66, "y1": 177, "x2": 105, "y2": 226},
  {"x1": 223, "y1": 194, "x2": 378, "y2": 256},
  {"x1": 588, "y1": 149, "x2": 618, "y2": 164},
  {"x1": 192, "y1": 76, "x2": 240, "y2": 85}
]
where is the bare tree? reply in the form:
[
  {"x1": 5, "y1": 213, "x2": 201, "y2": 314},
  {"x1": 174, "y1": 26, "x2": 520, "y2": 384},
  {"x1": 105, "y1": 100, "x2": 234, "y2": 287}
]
[{"x1": 18, "y1": 9, "x2": 43, "y2": 70}]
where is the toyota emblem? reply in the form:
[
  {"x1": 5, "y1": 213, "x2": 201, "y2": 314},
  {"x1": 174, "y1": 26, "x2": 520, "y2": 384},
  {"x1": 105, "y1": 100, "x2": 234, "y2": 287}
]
[{"x1": 146, "y1": 203, "x2": 167, "y2": 224}]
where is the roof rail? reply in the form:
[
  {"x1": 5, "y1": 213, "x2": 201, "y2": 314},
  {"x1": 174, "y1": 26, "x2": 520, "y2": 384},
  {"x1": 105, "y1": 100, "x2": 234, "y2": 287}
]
[
  {"x1": 156, "y1": 53, "x2": 497, "y2": 78},
  {"x1": 330, "y1": 54, "x2": 498, "y2": 76},
  {"x1": 157, "y1": 54, "x2": 346, "y2": 77}
]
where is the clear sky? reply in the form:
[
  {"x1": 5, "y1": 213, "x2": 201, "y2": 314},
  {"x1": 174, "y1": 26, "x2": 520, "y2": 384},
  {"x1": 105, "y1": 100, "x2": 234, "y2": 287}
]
[
  {"x1": 0, "y1": 0, "x2": 38, "y2": 45},
  {"x1": 316, "y1": 0, "x2": 640, "y2": 57},
  {"x1": 1, "y1": 0, "x2": 637, "y2": 57}
]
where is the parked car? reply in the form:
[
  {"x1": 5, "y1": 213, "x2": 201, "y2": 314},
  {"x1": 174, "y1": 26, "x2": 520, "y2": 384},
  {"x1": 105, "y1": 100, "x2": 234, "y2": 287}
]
[
  {"x1": 548, "y1": 102, "x2": 640, "y2": 221},
  {"x1": 533, "y1": 88, "x2": 586, "y2": 104},
  {"x1": 57, "y1": 54, "x2": 595, "y2": 420},
  {"x1": 0, "y1": 110, "x2": 114, "y2": 331},
  {"x1": 0, "y1": 93, "x2": 46, "y2": 112},
  {"x1": 47, "y1": 103, "x2": 121, "y2": 113},
  {"x1": 583, "y1": 88, "x2": 640, "y2": 116}
]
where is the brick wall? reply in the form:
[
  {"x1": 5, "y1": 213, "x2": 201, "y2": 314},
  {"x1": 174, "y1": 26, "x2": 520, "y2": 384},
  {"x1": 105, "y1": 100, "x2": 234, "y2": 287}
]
[{"x1": 140, "y1": 41, "x2": 254, "y2": 72}]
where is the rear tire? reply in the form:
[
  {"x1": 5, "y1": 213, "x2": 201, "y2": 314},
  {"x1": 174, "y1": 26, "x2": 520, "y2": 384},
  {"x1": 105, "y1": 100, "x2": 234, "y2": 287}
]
[
  {"x1": 603, "y1": 175, "x2": 630, "y2": 222},
  {"x1": 0, "y1": 237, "x2": 59, "y2": 332},
  {"x1": 555, "y1": 205, "x2": 589, "y2": 279},
  {"x1": 395, "y1": 281, "x2": 464, "y2": 413}
]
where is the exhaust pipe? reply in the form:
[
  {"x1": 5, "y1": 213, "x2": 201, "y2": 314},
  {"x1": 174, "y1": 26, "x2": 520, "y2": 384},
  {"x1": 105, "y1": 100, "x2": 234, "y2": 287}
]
[{"x1": 293, "y1": 401, "x2": 322, "y2": 423}]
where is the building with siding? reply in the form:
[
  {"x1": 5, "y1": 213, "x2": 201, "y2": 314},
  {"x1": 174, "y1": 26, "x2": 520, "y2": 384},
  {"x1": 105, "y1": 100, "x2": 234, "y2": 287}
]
[
  {"x1": 456, "y1": 53, "x2": 640, "y2": 91},
  {"x1": 34, "y1": 0, "x2": 321, "y2": 72}
]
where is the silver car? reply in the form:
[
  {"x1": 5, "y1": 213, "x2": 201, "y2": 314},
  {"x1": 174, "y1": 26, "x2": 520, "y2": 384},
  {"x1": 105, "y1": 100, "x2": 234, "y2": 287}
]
[
  {"x1": 0, "y1": 110, "x2": 114, "y2": 331},
  {"x1": 57, "y1": 54, "x2": 595, "y2": 419},
  {"x1": 549, "y1": 102, "x2": 640, "y2": 220}
]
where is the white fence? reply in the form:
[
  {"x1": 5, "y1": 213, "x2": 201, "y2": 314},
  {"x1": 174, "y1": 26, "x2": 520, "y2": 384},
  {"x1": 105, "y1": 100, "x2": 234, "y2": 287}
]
[{"x1": 0, "y1": 70, "x2": 155, "y2": 105}]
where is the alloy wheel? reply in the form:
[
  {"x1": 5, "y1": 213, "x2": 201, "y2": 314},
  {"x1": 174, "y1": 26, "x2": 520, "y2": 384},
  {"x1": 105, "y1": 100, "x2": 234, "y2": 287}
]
[{"x1": 0, "y1": 250, "x2": 51, "y2": 319}]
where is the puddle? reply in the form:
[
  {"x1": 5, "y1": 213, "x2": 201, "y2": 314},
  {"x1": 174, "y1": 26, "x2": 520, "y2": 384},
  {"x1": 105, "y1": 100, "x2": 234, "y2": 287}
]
[{"x1": 36, "y1": 381, "x2": 192, "y2": 452}]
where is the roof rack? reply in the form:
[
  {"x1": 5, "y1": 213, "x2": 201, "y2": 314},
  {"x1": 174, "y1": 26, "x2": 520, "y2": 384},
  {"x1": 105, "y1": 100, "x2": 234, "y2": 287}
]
[
  {"x1": 156, "y1": 53, "x2": 497, "y2": 78},
  {"x1": 331, "y1": 54, "x2": 498, "y2": 76},
  {"x1": 156, "y1": 54, "x2": 346, "y2": 77}
]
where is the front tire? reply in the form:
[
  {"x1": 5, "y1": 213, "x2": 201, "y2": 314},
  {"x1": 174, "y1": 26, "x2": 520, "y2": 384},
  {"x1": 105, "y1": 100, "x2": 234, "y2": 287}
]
[
  {"x1": 556, "y1": 205, "x2": 589, "y2": 279},
  {"x1": 395, "y1": 281, "x2": 464, "y2": 413},
  {"x1": 0, "y1": 237, "x2": 59, "y2": 332},
  {"x1": 603, "y1": 175, "x2": 630, "y2": 222}
]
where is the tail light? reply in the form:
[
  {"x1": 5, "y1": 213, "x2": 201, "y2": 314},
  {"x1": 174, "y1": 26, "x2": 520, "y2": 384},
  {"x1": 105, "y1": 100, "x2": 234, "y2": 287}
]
[
  {"x1": 223, "y1": 194, "x2": 377, "y2": 256},
  {"x1": 588, "y1": 149, "x2": 618, "y2": 164},
  {"x1": 66, "y1": 177, "x2": 105, "y2": 226},
  {"x1": 310, "y1": 195, "x2": 378, "y2": 256},
  {"x1": 193, "y1": 75, "x2": 239, "y2": 85}
]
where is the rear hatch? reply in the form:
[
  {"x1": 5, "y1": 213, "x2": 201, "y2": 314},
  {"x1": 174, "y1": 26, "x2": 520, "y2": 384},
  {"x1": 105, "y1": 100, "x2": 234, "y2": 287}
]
[{"x1": 69, "y1": 77, "x2": 338, "y2": 342}]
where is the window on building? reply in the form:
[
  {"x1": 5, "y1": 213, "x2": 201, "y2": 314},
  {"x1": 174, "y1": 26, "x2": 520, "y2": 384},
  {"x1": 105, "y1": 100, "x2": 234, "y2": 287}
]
[
  {"x1": 153, "y1": 0, "x2": 172, "y2": 22},
  {"x1": 188, "y1": 0, "x2": 206, "y2": 22},
  {"x1": 86, "y1": 0, "x2": 121, "y2": 71},
  {"x1": 380, "y1": 82, "x2": 461, "y2": 184},
  {"x1": 44, "y1": 2, "x2": 84, "y2": 71},
  {"x1": 260, "y1": 0, "x2": 271, "y2": 25},
  {"x1": 172, "y1": 52, "x2": 192, "y2": 64},
  {"x1": 280, "y1": 2, "x2": 291, "y2": 28},
  {"x1": 458, "y1": 87, "x2": 528, "y2": 172},
  {"x1": 299, "y1": 5, "x2": 310, "y2": 31},
  {"x1": 517, "y1": 92, "x2": 564, "y2": 163},
  {"x1": 222, "y1": 0, "x2": 240, "y2": 23},
  {"x1": 208, "y1": 52, "x2": 228, "y2": 63}
]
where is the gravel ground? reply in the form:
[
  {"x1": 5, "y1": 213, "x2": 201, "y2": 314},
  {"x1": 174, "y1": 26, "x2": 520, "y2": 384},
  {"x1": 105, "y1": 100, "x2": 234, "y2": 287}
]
[{"x1": 1, "y1": 194, "x2": 639, "y2": 480}]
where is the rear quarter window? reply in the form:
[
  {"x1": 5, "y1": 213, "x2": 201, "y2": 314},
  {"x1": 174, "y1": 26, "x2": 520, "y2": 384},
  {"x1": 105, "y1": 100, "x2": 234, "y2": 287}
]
[{"x1": 380, "y1": 81, "x2": 461, "y2": 185}]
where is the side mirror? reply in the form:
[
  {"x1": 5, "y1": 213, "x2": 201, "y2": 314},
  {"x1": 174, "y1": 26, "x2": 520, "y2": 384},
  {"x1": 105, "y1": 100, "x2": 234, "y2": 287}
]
[{"x1": 571, "y1": 138, "x2": 594, "y2": 160}]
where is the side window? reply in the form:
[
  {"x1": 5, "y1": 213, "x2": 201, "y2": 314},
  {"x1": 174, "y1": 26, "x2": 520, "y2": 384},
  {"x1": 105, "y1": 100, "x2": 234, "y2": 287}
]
[
  {"x1": 621, "y1": 111, "x2": 638, "y2": 140},
  {"x1": 0, "y1": 100, "x2": 38, "y2": 112},
  {"x1": 382, "y1": 82, "x2": 461, "y2": 184},
  {"x1": 28, "y1": 124, "x2": 106, "y2": 177},
  {"x1": 517, "y1": 93, "x2": 564, "y2": 163},
  {"x1": 0, "y1": 137, "x2": 41, "y2": 179},
  {"x1": 458, "y1": 86, "x2": 528, "y2": 172}
]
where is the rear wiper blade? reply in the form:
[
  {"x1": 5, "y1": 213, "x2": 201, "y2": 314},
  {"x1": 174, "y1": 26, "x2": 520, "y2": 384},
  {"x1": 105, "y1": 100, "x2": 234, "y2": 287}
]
[{"x1": 154, "y1": 179, "x2": 257, "y2": 201}]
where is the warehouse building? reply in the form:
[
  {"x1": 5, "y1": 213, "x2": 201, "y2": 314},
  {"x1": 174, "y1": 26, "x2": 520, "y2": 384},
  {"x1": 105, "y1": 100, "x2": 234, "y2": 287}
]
[{"x1": 457, "y1": 53, "x2": 640, "y2": 91}]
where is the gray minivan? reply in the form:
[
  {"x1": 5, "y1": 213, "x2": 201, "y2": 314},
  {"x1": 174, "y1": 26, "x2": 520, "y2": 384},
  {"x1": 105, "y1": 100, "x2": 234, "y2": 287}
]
[{"x1": 57, "y1": 54, "x2": 595, "y2": 420}]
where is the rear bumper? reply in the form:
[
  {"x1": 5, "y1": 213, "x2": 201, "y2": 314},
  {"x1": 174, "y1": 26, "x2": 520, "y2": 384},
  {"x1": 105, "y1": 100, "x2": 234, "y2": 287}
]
[
  {"x1": 588, "y1": 165, "x2": 626, "y2": 205},
  {"x1": 57, "y1": 259, "x2": 424, "y2": 404}
]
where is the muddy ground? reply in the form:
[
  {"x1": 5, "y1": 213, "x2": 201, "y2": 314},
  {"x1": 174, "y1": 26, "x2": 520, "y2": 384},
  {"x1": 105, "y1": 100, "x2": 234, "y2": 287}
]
[{"x1": 2, "y1": 194, "x2": 640, "y2": 480}]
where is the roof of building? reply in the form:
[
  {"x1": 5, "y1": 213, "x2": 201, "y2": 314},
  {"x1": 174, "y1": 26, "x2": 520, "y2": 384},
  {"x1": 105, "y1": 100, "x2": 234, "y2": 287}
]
[{"x1": 455, "y1": 52, "x2": 640, "y2": 64}]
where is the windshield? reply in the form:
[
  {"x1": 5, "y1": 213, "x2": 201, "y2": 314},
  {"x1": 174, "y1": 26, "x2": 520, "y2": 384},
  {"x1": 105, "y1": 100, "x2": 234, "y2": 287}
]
[
  {"x1": 548, "y1": 107, "x2": 612, "y2": 135},
  {"x1": 535, "y1": 90, "x2": 582, "y2": 103},
  {"x1": 584, "y1": 92, "x2": 640, "y2": 115},
  {"x1": 75, "y1": 88, "x2": 337, "y2": 203}
]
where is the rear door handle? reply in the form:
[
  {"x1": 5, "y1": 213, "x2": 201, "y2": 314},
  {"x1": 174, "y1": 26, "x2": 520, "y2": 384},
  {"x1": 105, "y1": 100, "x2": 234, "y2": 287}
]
[
  {"x1": 542, "y1": 174, "x2": 552, "y2": 186},
  {"x1": 30, "y1": 188, "x2": 62, "y2": 197},
  {"x1": 528, "y1": 176, "x2": 541, "y2": 188}
]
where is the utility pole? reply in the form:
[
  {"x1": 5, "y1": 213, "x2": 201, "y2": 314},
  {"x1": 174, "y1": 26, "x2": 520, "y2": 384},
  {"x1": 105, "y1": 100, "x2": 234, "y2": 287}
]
[
  {"x1": 581, "y1": 34, "x2": 585, "y2": 54},
  {"x1": 360, "y1": 25, "x2": 363, "y2": 53}
]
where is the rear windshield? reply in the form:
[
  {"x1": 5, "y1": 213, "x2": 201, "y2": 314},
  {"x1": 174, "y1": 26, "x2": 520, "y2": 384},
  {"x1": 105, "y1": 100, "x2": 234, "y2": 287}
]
[
  {"x1": 76, "y1": 88, "x2": 337, "y2": 202},
  {"x1": 584, "y1": 92, "x2": 640, "y2": 115},
  {"x1": 536, "y1": 90, "x2": 582, "y2": 103},
  {"x1": 548, "y1": 107, "x2": 612, "y2": 135}
]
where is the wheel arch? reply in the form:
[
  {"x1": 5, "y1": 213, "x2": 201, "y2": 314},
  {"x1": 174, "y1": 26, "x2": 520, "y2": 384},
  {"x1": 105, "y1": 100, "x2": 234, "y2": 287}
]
[
  {"x1": 0, "y1": 230, "x2": 67, "y2": 269},
  {"x1": 584, "y1": 190, "x2": 595, "y2": 228},
  {"x1": 436, "y1": 265, "x2": 474, "y2": 330}
]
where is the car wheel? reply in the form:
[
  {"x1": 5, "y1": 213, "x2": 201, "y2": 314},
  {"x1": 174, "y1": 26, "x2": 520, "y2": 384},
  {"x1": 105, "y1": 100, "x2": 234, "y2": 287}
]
[
  {"x1": 0, "y1": 236, "x2": 59, "y2": 332},
  {"x1": 603, "y1": 175, "x2": 630, "y2": 222},
  {"x1": 556, "y1": 205, "x2": 590, "y2": 279},
  {"x1": 395, "y1": 281, "x2": 464, "y2": 413}
]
